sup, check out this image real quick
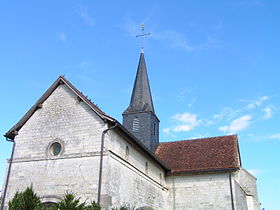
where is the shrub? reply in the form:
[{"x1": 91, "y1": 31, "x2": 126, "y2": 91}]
[
  {"x1": 53, "y1": 193, "x2": 85, "y2": 210},
  {"x1": 85, "y1": 201, "x2": 101, "y2": 210},
  {"x1": 8, "y1": 186, "x2": 42, "y2": 210}
]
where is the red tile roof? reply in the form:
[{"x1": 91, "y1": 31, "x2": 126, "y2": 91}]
[{"x1": 156, "y1": 135, "x2": 240, "y2": 173}]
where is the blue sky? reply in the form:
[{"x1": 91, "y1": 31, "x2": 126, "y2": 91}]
[{"x1": 0, "y1": 0, "x2": 279, "y2": 209}]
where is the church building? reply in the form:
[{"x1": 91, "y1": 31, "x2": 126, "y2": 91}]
[{"x1": 1, "y1": 52, "x2": 260, "y2": 210}]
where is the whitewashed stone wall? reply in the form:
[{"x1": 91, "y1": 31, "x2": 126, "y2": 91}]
[
  {"x1": 164, "y1": 170, "x2": 260, "y2": 210},
  {"x1": 3, "y1": 84, "x2": 107, "y2": 208},
  {"x1": 165, "y1": 172, "x2": 233, "y2": 210},
  {"x1": 234, "y1": 168, "x2": 260, "y2": 210},
  {"x1": 107, "y1": 131, "x2": 166, "y2": 184},
  {"x1": 104, "y1": 131, "x2": 168, "y2": 209}
]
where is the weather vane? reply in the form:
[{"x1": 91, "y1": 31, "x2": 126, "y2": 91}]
[{"x1": 136, "y1": 24, "x2": 150, "y2": 53}]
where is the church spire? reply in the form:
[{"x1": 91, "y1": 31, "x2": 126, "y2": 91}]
[
  {"x1": 123, "y1": 52, "x2": 159, "y2": 153},
  {"x1": 124, "y1": 52, "x2": 155, "y2": 114}
]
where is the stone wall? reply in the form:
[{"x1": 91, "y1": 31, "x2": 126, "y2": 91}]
[
  {"x1": 234, "y1": 168, "x2": 260, "y2": 210},
  {"x1": 107, "y1": 131, "x2": 165, "y2": 184},
  {"x1": 234, "y1": 179, "x2": 248, "y2": 210},
  {"x1": 6, "y1": 157, "x2": 101, "y2": 204},
  {"x1": 105, "y1": 153, "x2": 168, "y2": 209},
  {"x1": 105, "y1": 130, "x2": 168, "y2": 209},
  {"x1": 3, "y1": 84, "x2": 107, "y2": 208},
  {"x1": 166, "y1": 172, "x2": 233, "y2": 210}
]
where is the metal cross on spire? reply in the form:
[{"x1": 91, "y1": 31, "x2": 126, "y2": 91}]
[{"x1": 136, "y1": 24, "x2": 150, "y2": 53}]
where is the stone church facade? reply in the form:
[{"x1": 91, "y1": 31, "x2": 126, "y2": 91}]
[{"x1": 1, "y1": 53, "x2": 260, "y2": 210}]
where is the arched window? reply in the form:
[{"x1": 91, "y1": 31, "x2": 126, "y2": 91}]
[
  {"x1": 125, "y1": 146, "x2": 129, "y2": 161},
  {"x1": 153, "y1": 123, "x2": 156, "y2": 135},
  {"x1": 145, "y1": 162, "x2": 148, "y2": 174}
]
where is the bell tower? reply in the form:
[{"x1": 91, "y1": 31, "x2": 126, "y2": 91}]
[{"x1": 122, "y1": 52, "x2": 159, "y2": 152}]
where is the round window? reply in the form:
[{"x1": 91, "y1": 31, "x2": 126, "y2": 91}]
[{"x1": 50, "y1": 142, "x2": 62, "y2": 156}]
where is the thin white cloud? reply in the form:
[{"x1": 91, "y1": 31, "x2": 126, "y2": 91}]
[
  {"x1": 163, "y1": 112, "x2": 200, "y2": 136},
  {"x1": 78, "y1": 6, "x2": 95, "y2": 26},
  {"x1": 173, "y1": 125, "x2": 194, "y2": 132},
  {"x1": 213, "y1": 107, "x2": 241, "y2": 122},
  {"x1": 248, "y1": 169, "x2": 263, "y2": 176},
  {"x1": 79, "y1": 61, "x2": 88, "y2": 68},
  {"x1": 219, "y1": 115, "x2": 252, "y2": 134},
  {"x1": 76, "y1": 74, "x2": 91, "y2": 82},
  {"x1": 177, "y1": 87, "x2": 194, "y2": 99},
  {"x1": 269, "y1": 133, "x2": 280, "y2": 140},
  {"x1": 172, "y1": 112, "x2": 199, "y2": 124},
  {"x1": 120, "y1": 19, "x2": 194, "y2": 52},
  {"x1": 59, "y1": 32, "x2": 66, "y2": 41},
  {"x1": 152, "y1": 30, "x2": 193, "y2": 51},
  {"x1": 171, "y1": 112, "x2": 200, "y2": 132},
  {"x1": 120, "y1": 19, "x2": 139, "y2": 37},
  {"x1": 263, "y1": 105, "x2": 274, "y2": 119},
  {"x1": 163, "y1": 128, "x2": 170, "y2": 134},
  {"x1": 187, "y1": 98, "x2": 196, "y2": 107},
  {"x1": 189, "y1": 134, "x2": 208, "y2": 139},
  {"x1": 79, "y1": 61, "x2": 90, "y2": 72},
  {"x1": 162, "y1": 128, "x2": 177, "y2": 138},
  {"x1": 247, "y1": 96, "x2": 269, "y2": 109}
]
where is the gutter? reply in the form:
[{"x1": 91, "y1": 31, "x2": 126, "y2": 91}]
[
  {"x1": 1, "y1": 137, "x2": 15, "y2": 210},
  {"x1": 171, "y1": 172, "x2": 175, "y2": 210},
  {"x1": 168, "y1": 167, "x2": 239, "y2": 175},
  {"x1": 97, "y1": 121, "x2": 117, "y2": 205}
]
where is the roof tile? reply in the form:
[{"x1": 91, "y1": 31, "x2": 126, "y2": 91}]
[{"x1": 156, "y1": 135, "x2": 240, "y2": 173}]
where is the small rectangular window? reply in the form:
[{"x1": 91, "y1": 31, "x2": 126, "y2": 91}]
[
  {"x1": 125, "y1": 146, "x2": 129, "y2": 161},
  {"x1": 145, "y1": 162, "x2": 148, "y2": 174}
]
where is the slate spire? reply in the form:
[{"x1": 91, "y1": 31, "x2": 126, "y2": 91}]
[
  {"x1": 123, "y1": 52, "x2": 159, "y2": 153},
  {"x1": 124, "y1": 52, "x2": 155, "y2": 114}
]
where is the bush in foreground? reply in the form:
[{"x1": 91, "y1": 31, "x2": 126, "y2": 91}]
[
  {"x1": 8, "y1": 187, "x2": 135, "y2": 210},
  {"x1": 8, "y1": 186, "x2": 42, "y2": 210}
]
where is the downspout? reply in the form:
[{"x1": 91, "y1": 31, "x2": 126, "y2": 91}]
[
  {"x1": 97, "y1": 121, "x2": 117, "y2": 205},
  {"x1": 172, "y1": 172, "x2": 175, "y2": 210},
  {"x1": 1, "y1": 137, "x2": 15, "y2": 210},
  {"x1": 229, "y1": 172, "x2": 235, "y2": 210}
]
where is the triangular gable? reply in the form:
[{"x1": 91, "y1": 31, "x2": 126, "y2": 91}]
[
  {"x1": 4, "y1": 76, "x2": 170, "y2": 171},
  {"x1": 4, "y1": 76, "x2": 115, "y2": 140}
]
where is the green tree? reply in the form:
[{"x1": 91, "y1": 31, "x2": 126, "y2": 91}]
[
  {"x1": 8, "y1": 186, "x2": 42, "y2": 210},
  {"x1": 53, "y1": 193, "x2": 85, "y2": 210}
]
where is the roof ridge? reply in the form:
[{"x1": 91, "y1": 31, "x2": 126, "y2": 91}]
[
  {"x1": 159, "y1": 134, "x2": 237, "y2": 144},
  {"x1": 59, "y1": 76, "x2": 108, "y2": 117}
]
